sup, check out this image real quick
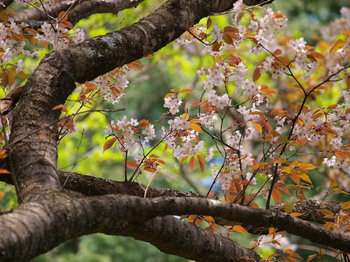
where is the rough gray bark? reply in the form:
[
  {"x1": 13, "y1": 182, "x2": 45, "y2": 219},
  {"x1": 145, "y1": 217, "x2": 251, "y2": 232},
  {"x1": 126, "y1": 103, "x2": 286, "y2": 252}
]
[
  {"x1": 0, "y1": 0, "x2": 349, "y2": 261},
  {"x1": 16, "y1": 0, "x2": 145, "y2": 26}
]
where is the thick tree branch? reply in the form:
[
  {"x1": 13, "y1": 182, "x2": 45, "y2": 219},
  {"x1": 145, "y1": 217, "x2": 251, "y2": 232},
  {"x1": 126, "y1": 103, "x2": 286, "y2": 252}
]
[
  {"x1": 16, "y1": 0, "x2": 145, "y2": 26},
  {"x1": 57, "y1": 172, "x2": 344, "y2": 225},
  {"x1": 119, "y1": 215, "x2": 260, "y2": 262},
  {"x1": 0, "y1": 0, "x2": 13, "y2": 12},
  {"x1": 0, "y1": 167, "x2": 341, "y2": 225},
  {"x1": 0, "y1": 193, "x2": 261, "y2": 261},
  {"x1": 59, "y1": 172, "x2": 201, "y2": 198},
  {"x1": 68, "y1": 0, "x2": 145, "y2": 25},
  {"x1": 1, "y1": 192, "x2": 349, "y2": 261},
  {"x1": 15, "y1": 0, "x2": 76, "y2": 22},
  {"x1": 127, "y1": 196, "x2": 350, "y2": 253}
]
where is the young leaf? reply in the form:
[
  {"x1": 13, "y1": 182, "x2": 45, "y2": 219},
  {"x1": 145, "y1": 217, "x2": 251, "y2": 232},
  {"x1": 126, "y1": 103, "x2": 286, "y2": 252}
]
[
  {"x1": 207, "y1": 17, "x2": 212, "y2": 29},
  {"x1": 253, "y1": 67, "x2": 261, "y2": 82},
  {"x1": 253, "y1": 122, "x2": 262, "y2": 136},
  {"x1": 330, "y1": 39, "x2": 345, "y2": 53},
  {"x1": 0, "y1": 169, "x2": 10, "y2": 174},
  {"x1": 191, "y1": 100, "x2": 202, "y2": 107},
  {"x1": 6, "y1": 70, "x2": 15, "y2": 87},
  {"x1": 284, "y1": 202, "x2": 295, "y2": 214},
  {"x1": 125, "y1": 160, "x2": 138, "y2": 168},
  {"x1": 58, "y1": 11, "x2": 68, "y2": 22},
  {"x1": 197, "y1": 154, "x2": 205, "y2": 173},
  {"x1": 223, "y1": 34, "x2": 233, "y2": 45},
  {"x1": 335, "y1": 151, "x2": 347, "y2": 161},
  {"x1": 290, "y1": 212, "x2": 303, "y2": 217},
  {"x1": 103, "y1": 137, "x2": 117, "y2": 152},
  {"x1": 299, "y1": 173, "x2": 312, "y2": 184},
  {"x1": 189, "y1": 156, "x2": 196, "y2": 171},
  {"x1": 0, "y1": 11, "x2": 8, "y2": 22},
  {"x1": 341, "y1": 201, "x2": 350, "y2": 211},
  {"x1": 144, "y1": 167, "x2": 156, "y2": 173},
  {"x1": 232, "y1": 225, "x2": 249, "y2": 234},
  {"x1": 203, "y1": 216, "x2": 215, "y2": 223},
  {"x1": 261, "y1": 85, "x2": 277, "y2": 95},
  {"x1": 190, "y1": 123, "x2": 203, "y2": 133},
  {"x1": 270, "y1": 109, "x2": 284, "y2": 115},
  {"x1": 182, "y1": 112, "x2": 189, "y2": 120},
  {"x1": 17, "y1": 71, "x2": 27, "y2": 79},
  {"x1": 0, "y1": 149, "x2": 7, "y2": 159},
  {"x1": 272, "y1": 189, "x2": 282, "y2": 203},
  {"x1": 52, "y1": 104, "x2": 67, "y2": 112},
  {"x1": 180, "y1": 89, "x2": 193, "y2": 94},
  {"x1": 273, "y1": 49, "x2": 282, "y2": 56}
]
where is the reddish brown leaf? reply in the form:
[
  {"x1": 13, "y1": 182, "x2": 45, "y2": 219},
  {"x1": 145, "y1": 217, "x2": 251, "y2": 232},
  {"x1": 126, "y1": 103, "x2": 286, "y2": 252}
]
[
  {"x1": 232, "y1": 225, "x2": 249, "y2": 234},
  {"x1": 144, "y1": 167, "x2": 156, "y2": 173},
  {"x1": 189, "y1": 156, "x2": 196, "y2": 170},
  {"x1": 341, "y1": 201, "x2": 350, "y2": 211},
  {"x1": 190, "y1": 123, "x2": 203, "y2": 133},
  {"x1": 272, "y1": 189, "x2": 283, "y2": 203},
  {"x1": 191, "y1": 100, "x2": 202, "y2": 107},
  {"x1": 223, "y1": 34, "x2": 233, "y2": 45},
  {"x1": 0, "y1": 169, "x2": 10, "y2": 174},
  {"x1": 197, "y1": 154, "x2": 205, "y2": 173},
  {"x1": 58, "y1": 11, "x2": 68, "y2": 22},
  {"x1": 207, "y1": 17, "x2": 212, "y2": 29},
  {"x1": 125, "y1": 160, "x2": 138, "y2": 168},
  {"x1": 103, "y1": 137, "x2": 117, "y2": 152},
  {"x1": 270, "y1": 109, "x2": 284, "y2": 115},
  {"x1": 0, "y1": 11, "x2": 8, "y2": 22},
  {"x1": 180, "y1": 89, "x2": 193, "y2": 94},
  {"x1": 330, "y1": 39, "x2": 344, "y2": 53},
  {"x1": 253, "y1": 122, "x2": 262, "y2": 136},
  {"x1": 273, "y1": 49, "x2": 282, "y2": 56},
  {"x1": 335, "y1": 151, "x2": 347, "y2": 160},
  {"x1": 253, "y1": 67, "x2": 261, "y2": 82},
  {"x1": 52, "y1": 104, "x2": 67, "y2": 112}
]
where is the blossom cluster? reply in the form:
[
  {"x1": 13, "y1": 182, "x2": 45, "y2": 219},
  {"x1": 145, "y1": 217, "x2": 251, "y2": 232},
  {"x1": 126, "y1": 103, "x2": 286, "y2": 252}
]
[
  {"x1": 0, "y1": 21, "x2": 37, "y2": 65},
  {"x1": 216, "y1": 148, "x2": 256, "y2": 192},
  {"x1": 322, "y1": 7, "x2": 350, "y2": 41},
  {"x1": 249, "y1": 8, "x2": 288, "y2": 51},
  {"x1": 164, "y1": 114, "x2": 204, "y2": 159},
  {"x1": 164, "y1": 129, "x2": 204, "y2": 159},
  {"x1": 36, "y1": 22, "x2": 86, "y2": 50},
  {"x1": 58, "y1": 116, "x2": 79, "y2": 135},
  {"x1": 164, "y1": 93, "x2": 182, "y2": 115},
  {"x1": 98, "y1": 68, "x2": 129, "y2": 104},
  {"x1": 105, "y1": 116, "x2": 156, "y2": 156}
]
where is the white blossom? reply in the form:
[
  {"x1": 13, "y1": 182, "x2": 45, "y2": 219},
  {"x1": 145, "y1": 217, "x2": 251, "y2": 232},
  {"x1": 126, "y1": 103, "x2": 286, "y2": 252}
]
[
  {"x1": 164, "y1": 93, "x2": 182, "y2": 115},
  {"x1": 207, "y1": 90, "x2": 231, "y2": 109}
]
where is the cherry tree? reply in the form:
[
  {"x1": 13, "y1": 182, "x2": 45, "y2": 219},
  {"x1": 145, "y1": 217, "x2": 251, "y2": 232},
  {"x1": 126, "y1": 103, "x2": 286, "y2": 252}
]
[{"x1": 0, "y1": 0, "x2": 349, "y2": 261}]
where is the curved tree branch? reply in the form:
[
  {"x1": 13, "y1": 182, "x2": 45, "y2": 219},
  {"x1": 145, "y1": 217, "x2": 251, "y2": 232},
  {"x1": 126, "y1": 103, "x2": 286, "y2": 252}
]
[
  {"x1": 67, "y1": 0, "x2": 146, "y2": 25},
  {"x1": 0, "y1": 165, "x2": 342, "y2": 225},
  {"x1": 0, "y1": 0, "x2": 13, "y2": 12},
  {"x1": 0, "y1": 193, "x2": 261, "y2": 261},
  {"x1": 16, "y1": 0, "x2": 145, "y2": 26},
  {"x1": 0, "y1": 192, "x2": 349, "y2": 261}
]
